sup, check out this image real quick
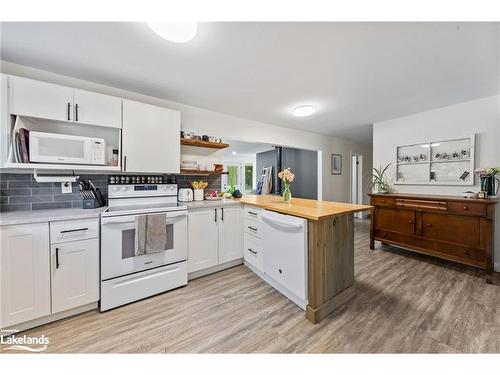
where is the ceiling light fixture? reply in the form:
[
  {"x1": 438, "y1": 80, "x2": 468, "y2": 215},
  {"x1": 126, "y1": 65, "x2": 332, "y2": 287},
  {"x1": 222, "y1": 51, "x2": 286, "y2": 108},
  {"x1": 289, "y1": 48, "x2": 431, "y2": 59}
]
[
  {"x1": 147, "y1": 22, "x2": 198, "y2": 43},
  {"x1": 292, "y1": 105, "x2": 316, "y2": 117}
]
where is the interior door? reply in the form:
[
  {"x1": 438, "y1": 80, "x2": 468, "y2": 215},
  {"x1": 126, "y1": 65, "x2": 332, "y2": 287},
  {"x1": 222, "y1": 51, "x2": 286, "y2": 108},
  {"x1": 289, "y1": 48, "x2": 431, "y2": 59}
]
[
  {"x1": 122, "y1": 99, "x2": 180, "y2": 173},
  {"x1": 218, "y1": 206, "x2": 243, "y2": 263},
  {"x1": 9, "y1": 75, "x2": 74, "y2": 122},
  {"x1": 0, "y1": 223, "x2": 50, "y2": 328},
  {"x1": 51, "y1": 238, "x2": 100, "y2": 314},
  {"x1": 73, "y1": 89, "x2": 122, "y2": 128},
  {"x1": 188, "y1": 208, "x2": 219, "y2": 273}
]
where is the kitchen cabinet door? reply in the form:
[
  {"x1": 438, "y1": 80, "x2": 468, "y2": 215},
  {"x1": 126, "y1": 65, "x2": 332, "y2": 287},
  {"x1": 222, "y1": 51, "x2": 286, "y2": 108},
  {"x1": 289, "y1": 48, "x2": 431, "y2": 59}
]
[
  {"x1": 73, "y1": 89, "x2": 122, "y2": 128},
  {"x1": 51, "y1": 238, "x2": 100, "y2": 314},
  {"x1": 218, "y1": 206, "x2": 243, "y2": 264},
  {"x1": 122, "y1": 100, "x2": 180, "y2": 173},
  {"x1": 0, "y1": 223, "x2": 50, "y2": 328},
  {"x1": 9, "y1": 75, "x2": 74, "y2": 122},
  {"x1": 188, "y1": 208, "x2": 219, "y2": 273}
]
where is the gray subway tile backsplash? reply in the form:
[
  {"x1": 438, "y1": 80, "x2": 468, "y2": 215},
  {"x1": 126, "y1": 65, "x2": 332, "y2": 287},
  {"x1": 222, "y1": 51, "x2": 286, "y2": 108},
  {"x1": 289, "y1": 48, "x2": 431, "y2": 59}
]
[{"x1": 1, "y1": 172, "x2": 222, "y2": 212}]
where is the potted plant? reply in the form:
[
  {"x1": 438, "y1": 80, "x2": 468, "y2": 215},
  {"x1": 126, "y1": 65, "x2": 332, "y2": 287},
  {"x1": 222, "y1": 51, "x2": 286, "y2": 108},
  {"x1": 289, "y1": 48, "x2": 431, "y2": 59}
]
[
  {"x1": 371, "y1": 164, "x2": 393, "y2": 194},
  {"x1": 278, "y1": 168, "x2": 295, "y2": 203}
]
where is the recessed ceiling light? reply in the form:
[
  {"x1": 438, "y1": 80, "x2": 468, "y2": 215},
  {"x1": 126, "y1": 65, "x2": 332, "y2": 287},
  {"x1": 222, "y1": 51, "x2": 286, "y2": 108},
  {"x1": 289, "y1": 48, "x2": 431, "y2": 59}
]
[
  {"x1": 293, "y1": 105, "x2": 316, "y2": 117},
  {"x1": 147, "y1": 22, "x2": 198, "y2": 43},
  {"x1": 231, "y1": 151, "x2": 237, "y2": 155}
]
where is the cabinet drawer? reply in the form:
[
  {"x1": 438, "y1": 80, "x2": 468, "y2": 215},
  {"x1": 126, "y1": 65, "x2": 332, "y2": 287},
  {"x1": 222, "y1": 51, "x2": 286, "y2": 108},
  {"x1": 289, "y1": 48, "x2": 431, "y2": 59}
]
[
  {"x1": 244, "y1": 234, "x2": 262, "y2": 271},
  {"x1": 371, "y1": 196, "x2": 395, "y2": 207},
  {"x1": 447, "y1": 202, "x2": 486, "y2": 217},
  {"x1": 50, "y1": 218, "x2": 99, "y2": 244},
  {"x1": 244, "y1": 218, "x2": 263, "y2": 238},
  {"x1": 396, "y1": 199, "x2": 447, "y2": 212},
  {"x1": 244, "y1": 206, "x2": 263, "y2": 221}
]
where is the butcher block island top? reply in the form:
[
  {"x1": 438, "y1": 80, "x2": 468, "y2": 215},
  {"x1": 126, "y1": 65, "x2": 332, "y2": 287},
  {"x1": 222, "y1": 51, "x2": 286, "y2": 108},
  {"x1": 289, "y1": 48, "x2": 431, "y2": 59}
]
[{"x1": 239, "y1": 194, "x2": 372, "y2": 221}]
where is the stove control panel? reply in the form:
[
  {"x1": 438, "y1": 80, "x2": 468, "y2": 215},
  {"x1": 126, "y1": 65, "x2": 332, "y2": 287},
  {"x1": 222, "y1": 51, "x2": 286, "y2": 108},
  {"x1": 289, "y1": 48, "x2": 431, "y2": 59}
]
[{"x1": 108, "y1": 184, "x2": 177, "y2": 198}]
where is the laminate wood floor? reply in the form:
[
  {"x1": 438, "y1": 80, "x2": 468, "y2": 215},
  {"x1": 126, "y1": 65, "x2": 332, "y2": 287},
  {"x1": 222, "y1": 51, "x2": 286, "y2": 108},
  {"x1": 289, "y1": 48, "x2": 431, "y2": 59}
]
[{"x1": 5, "y1": 219, "x2": 500, "y2": 353}]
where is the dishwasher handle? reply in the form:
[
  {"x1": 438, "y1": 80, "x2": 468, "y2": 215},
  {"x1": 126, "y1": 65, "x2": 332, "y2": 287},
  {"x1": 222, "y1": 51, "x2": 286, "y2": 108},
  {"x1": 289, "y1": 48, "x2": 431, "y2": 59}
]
[{"x1": 262, "y1": 212, "x2": 305, "y2": 230}]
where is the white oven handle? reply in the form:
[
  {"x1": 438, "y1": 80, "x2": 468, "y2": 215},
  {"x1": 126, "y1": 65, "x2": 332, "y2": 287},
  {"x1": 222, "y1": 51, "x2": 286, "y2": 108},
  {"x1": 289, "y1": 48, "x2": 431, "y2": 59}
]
[{"x1": 102, "y1": 210, "x2": 187, "y2": 225}]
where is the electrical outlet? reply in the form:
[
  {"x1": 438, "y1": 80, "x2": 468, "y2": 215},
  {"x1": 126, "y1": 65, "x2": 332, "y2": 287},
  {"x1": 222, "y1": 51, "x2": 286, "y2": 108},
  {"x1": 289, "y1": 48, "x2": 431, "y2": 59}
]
[{"x1": 61, "y1": 182, "x2": 72, "y2": 194}]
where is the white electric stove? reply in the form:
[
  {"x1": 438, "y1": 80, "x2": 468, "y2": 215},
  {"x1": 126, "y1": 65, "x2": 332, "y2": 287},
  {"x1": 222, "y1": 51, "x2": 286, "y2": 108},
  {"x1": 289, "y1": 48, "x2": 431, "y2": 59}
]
[{"x1": 100, "y1": 183, "x2": 188, "y2": 311}]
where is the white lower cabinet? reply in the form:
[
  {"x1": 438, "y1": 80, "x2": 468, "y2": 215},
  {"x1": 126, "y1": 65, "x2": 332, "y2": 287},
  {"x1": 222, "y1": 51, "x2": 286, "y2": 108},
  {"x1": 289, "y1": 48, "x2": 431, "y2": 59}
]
[
  {"x1": 188, "y1": 205, "x2": 243, "y2": 274},
  {"x1": 0, "y1": 223, "x2": 51, "y2": 328},
  {"x1": 218, "y1": 205, "x2": 244, "y2": 264},
  {"x1": 51, "y1": 238, "x2": 100, "y2": 314},
  {"x1": 0, "y1": 218, "x2": 100, "y2": 330}
]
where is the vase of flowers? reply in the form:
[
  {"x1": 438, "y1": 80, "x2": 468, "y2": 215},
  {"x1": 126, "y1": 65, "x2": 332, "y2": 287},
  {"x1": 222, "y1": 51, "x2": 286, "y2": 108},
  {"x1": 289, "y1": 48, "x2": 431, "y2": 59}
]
[
  {"x1": 278, "y1": 168, "x2": 295, "y2": 203},
  {"x1": 475, "y1": 167, "x2": 500, "y2": 197}
]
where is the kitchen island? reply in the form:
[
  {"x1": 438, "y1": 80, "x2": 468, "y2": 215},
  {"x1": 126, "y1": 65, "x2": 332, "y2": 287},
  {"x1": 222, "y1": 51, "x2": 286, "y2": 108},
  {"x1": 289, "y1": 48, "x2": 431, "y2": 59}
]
[{"x1": 240, "y1": 195, "x2": 372, "y2": 323}]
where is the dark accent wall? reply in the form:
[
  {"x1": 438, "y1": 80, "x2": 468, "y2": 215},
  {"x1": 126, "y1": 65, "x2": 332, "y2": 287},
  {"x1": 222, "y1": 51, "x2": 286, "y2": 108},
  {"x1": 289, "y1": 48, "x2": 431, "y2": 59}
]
[
  {"x1": 282, "y1": 148, "x2": 318, "y2": 200},
  {"x1": 256, "y1": 147, "x2": 318, "y2": 199},
  {"x1": 0, "y1": 173, "x2": 221, "y2": 212}
]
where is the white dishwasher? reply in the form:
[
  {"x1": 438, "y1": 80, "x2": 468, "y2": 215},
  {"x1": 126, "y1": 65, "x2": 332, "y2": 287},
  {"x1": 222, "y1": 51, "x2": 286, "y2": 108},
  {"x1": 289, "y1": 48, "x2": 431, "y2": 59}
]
[{"x1": 262, "y1": 210, "x2": 308, "y2": 309}]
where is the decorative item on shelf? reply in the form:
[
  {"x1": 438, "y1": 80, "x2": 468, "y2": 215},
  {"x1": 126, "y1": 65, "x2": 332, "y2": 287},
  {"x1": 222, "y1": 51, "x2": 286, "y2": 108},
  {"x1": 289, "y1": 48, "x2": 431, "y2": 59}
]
[
  {"x1": 278, "y1": 168, "x2": 295, "y2": 203},
  {"x1": 180, "y1": 131, "x2": 185, "y2": 138},
  {"x1": 331, "y1": 154, "x2": 342, "y2": 174},
  {"x1": 371, "y1": 164, "x2": 394, "y2": 194},
  {"x1": 478, "y1": 191, "x2": 487, "y2": 199},
  {"x1": 112, "y1": 149, "x2": 119, "y2": 166},
  {"x1": 213, "y1": 163, "x2": 224, "y2": 172},
  {"x1": 191, "y1": 180, "x2": 208, "y2": 201},
  {"x1": 475, "y1": 167, "x2": 500, "y2": 197}
]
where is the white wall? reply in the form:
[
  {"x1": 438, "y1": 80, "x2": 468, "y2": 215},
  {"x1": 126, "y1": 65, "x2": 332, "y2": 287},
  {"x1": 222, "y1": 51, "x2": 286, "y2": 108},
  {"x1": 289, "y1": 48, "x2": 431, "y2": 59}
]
[
  {"x1": 1, "y1": 60, "x2": 372, "y2": 203},
  {"x1": 373, "y1": 95, "x2": 500, "y2": 270}
]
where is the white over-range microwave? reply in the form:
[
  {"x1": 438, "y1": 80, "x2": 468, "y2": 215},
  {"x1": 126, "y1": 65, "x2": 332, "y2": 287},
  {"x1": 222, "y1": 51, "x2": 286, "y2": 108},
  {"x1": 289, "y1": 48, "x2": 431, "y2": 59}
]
[{"x1": 29, "y1": 131, "x2": 106, "y2": 165}]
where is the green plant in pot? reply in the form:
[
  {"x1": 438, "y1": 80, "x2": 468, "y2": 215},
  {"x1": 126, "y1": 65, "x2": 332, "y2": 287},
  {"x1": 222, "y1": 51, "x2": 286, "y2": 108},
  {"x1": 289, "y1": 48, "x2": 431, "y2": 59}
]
[{"x1": 371, "y1": 164, "x2": 394, "y2": 194}]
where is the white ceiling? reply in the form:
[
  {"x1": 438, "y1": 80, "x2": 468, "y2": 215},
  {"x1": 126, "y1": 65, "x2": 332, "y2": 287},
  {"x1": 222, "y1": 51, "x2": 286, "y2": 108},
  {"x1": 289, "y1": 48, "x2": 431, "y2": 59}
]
[{"x1": 1, "y1": 22, "x2": 498, "y2": 144}]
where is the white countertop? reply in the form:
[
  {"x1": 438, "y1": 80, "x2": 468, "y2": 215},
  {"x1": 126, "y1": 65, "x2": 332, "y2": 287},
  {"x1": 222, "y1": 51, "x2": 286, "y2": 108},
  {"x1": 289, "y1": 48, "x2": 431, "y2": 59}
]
[
  {"x1": 183, "y1": 199, "x2": 241, "y2": 209},
  {"x1": 0, "y1": 207, "x2": 108, "y2": 226}
]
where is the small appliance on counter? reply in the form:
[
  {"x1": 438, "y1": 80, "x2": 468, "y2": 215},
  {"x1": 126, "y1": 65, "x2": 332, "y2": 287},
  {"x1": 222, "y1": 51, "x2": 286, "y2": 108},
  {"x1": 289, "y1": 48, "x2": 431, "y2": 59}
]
[{"x1": 178, "y1": 188, "x2": 194, "y2": 202}]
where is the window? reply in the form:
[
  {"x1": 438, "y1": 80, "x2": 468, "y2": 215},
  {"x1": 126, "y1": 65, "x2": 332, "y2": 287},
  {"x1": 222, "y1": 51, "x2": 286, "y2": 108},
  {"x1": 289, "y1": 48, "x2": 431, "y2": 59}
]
[{"x1": 221, "y1": 162, "x2": 255, "y2": 193}]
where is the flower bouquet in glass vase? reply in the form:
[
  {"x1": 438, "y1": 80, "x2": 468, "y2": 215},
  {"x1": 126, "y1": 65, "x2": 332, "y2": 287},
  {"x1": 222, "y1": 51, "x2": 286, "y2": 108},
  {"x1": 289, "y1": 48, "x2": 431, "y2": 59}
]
[{"x1": 278, "y1": 168, "x2": 295, "y2": 203}]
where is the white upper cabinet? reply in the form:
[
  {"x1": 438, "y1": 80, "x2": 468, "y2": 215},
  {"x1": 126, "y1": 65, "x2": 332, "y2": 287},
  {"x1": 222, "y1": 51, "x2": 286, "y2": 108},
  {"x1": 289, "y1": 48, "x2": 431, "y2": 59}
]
[
  {"x1": 218, "y1": 206, "x2": 244, "y2": 264},
  {"x1": 0, "y1": 223, "x2": 51, "y2": 329},
  {"x1": 73, "y1": 89, "x2": 122, "y2": 128},
  {"x1": 122, "y1": 99, "x2": 180, "y2": 173},
  {"x1": 9, "y1": 75, "x2": 74, "y2": 122},
  {"x1": 8, "y1": 75, "x2": 122, "y2": 129}
]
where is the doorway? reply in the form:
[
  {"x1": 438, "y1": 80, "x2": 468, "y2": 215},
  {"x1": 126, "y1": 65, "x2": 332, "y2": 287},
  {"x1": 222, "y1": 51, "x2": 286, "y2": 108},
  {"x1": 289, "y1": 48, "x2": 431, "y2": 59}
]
[{"x1": 351, "y1": 153, "x2": 363, "y2": 219}]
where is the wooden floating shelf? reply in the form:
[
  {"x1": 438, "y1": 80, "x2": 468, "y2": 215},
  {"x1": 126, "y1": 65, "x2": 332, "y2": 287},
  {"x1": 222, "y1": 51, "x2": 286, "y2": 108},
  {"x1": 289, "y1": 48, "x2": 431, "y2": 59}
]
[
  {"x1": 181, "y1": 138, "x2": 229, "y2": 150},
  {"x1": 180, "y1": 169, "x2": 228, "y2": 176}
]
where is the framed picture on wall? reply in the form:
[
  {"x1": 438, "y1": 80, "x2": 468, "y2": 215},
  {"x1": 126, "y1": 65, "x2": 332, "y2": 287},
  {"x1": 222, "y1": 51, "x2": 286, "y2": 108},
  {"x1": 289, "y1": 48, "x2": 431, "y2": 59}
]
[{"x1": 331, "y1": 154, "x2": 342, "y2": 175}]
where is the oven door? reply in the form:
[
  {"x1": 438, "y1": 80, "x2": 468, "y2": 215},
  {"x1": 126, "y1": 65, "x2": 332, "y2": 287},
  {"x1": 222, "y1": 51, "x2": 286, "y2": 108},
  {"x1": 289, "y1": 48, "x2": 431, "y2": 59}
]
[{"x1": 101, "y1": 210, "x2": 187, "y2": 280}]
